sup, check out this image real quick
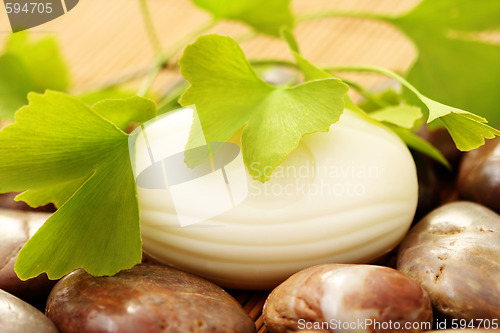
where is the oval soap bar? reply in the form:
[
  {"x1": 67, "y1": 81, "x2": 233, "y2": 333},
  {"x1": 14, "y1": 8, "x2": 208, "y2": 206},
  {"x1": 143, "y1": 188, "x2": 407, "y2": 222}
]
[{"x1": 133, "y1": 109, "x2": 418, "y2": 289}]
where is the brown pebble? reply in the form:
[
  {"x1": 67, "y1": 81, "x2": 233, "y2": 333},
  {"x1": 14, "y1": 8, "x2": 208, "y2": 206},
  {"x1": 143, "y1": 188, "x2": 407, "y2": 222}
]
[
  {"x1": 0, "y1": 209, "x2": 56, "y2": 304},
  {"x1": 458, "y1": 136, "x2": 500, "y2": 213},
  {"x1": 47, "y1": 263, "x2": 256, "y2": 333},
  {"x1": 0, "y1": 289, "x2": 58, "y2": 333},
  {"x1": 0, "y1": 192, "x2": 56, "y2": 212},
  {"x1": 263, "y1": 264, "x2": 432, "y2": 333},
  {"x1": 398, "y1": 201, "x2": 500, "y2": 321}
]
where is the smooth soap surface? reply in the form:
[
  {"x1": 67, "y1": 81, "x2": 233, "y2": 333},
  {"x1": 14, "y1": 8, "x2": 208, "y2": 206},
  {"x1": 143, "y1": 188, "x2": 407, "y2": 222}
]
[{"x1": 135, "y1": 109, "x2": 418, "y2": 289}]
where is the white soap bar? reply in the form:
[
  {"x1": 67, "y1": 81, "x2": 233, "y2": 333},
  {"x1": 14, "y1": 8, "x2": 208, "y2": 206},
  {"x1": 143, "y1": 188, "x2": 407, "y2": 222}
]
[{"x1": 133, "y1": 109, "x2": 418, "y2": 289}]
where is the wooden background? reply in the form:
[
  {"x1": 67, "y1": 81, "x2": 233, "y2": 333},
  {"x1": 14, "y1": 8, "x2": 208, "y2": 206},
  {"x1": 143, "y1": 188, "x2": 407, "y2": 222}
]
[
  {"x1": 1, "y1": 0, "x2": 420, "y2": 95},
  {"x1": 1, "y1": 1, "x2": 422, "y2": 331}
]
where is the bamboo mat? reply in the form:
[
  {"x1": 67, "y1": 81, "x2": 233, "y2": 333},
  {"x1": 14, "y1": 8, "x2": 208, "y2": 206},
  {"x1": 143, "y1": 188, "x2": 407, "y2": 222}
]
[
  {"x1": 1, "y1": 1, "x2": 421, "y2": 331},
  {"x1": 0, "y1": 0, "x2": 419, "y2": 94},
  {"x1": 230, "y1": 290, "x2": 269, "y2": 332}
]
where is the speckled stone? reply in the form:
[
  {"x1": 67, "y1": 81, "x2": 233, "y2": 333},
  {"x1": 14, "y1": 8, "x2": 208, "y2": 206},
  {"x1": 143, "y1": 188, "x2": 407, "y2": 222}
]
[
  {"x1": 0, "y1": 289, "x2": 58, "y2": 333},
  {"x1": 263, "y1": 264, "x2": 432, "y2": 333},
  {"x1": 0, "y1": 209, "x2": 56, "y2": 303},
  {"x1": 46, "y1": 264, "x2": 256, "y2": 333},
  {"x1": 398, "y1": 201, "x2": 500, "y2": 321}
]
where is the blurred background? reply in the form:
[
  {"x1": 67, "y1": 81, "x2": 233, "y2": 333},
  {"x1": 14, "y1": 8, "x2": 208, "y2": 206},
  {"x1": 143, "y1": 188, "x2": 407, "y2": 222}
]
[{"x1": 0, "y1": 0, "x2": 420, "y2": 96}]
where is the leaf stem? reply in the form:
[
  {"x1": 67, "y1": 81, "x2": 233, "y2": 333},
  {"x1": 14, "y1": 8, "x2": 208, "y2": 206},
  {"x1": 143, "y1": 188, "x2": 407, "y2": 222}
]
[
  {"x1": 137, "y1": 0, "x2": 166, "y2": 97},
  {"x1": 136, "y1": 18, "x2": 218, "y2": 97},
  {"x1": 323, "y1": 65, "x2": 422, "y2": 98},
  {"x1": 297, "y1": 10, "x2": 393, "y2": 22},
  {"x1": 164, "y1": 18, "x2": 218, "y2": 65},
  {"x1": 137, "y1": 54, "x2": 166, "y2": 97},
  {"x1": 250, "y1": 61, "x2": 392, "y2": 108},
  {"x1": 249, "y1": 59, "x2": 298, "y2": 68},
  {"x1": 138, "y1": 0, "x2": 163, "y2": 54},
  {"x1": 157, "y1": 80, "x2": 190, "y2": 113},
  {"x1": 340, "y1": 79, "x2": 390, "y2": 109}
]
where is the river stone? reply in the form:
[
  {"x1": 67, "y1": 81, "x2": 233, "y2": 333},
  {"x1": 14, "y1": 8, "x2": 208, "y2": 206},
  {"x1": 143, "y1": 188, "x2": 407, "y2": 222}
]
[
  {"x1": 46, "y1": 264, "x2": 255, "y2": 333},
  {"x1": 263, "y1": 264, "x2": 432, "y2": 333},
  {"x1": 0, "y1": 289, "x2": 58, "y2": 333},
  {"x1": 458, "y1": 136, "x2": 500, "y2": 213},
  {"x1": 397, "y1": 201, "x2": 500, "y2": 321},
  {"x1": 0, "y1": 209, "x2": 56, "y2": 303}
]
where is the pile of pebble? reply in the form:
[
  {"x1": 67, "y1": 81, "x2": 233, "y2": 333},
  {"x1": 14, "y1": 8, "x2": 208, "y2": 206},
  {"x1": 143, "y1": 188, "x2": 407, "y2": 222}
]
[{"x1": 1, "y1": 133, "x2": 499, "y2": 333}]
